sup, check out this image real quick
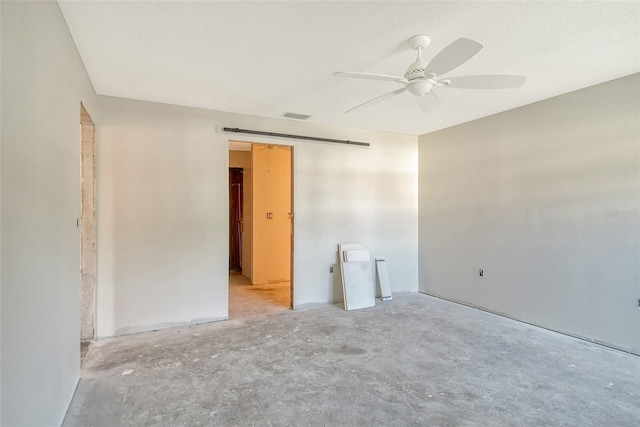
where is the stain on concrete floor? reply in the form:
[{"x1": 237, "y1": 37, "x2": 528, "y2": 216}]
[
  {"x1": 228, "y1": 271, "x2": 290, "y2": 319},
  {"x1": 64, "y1": 293, "x2": 640, "y2": 426}
]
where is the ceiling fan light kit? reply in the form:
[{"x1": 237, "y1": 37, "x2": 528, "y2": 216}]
[
  {"x1": 407, "y1": 80, "x2": 433, "y2": 96},
  {"x1": 334, "y1": 34, "x2": 526, "y2": 114}
]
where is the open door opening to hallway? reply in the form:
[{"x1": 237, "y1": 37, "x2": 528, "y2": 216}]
[
  {"x1": 80, "y1": 104, "x2": 96, "y2": 362},
  {"x1": 228, "y1": 142, "x2": 293, "y2": 318}
]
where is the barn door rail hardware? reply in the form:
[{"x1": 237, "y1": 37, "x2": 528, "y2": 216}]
[{"x1": 222, "y1": 127, "x2": 369, "y2": 147}]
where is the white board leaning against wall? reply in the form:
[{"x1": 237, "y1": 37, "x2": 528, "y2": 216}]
[{"x1": 338, "y1": 243, "x2": 376, "y2": 311}]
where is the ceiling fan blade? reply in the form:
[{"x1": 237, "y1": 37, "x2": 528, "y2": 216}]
[
  {"x1": 425, "y1": 38, "x2": 483, "y2": 76},
  {"x1": 346, "y1": 88, "x2": 406, "y2": 113},
  {"x1": 442, "y1": 75, "x2": 526, "y2": 89},
  {"x1": 418, "y1": 91, "x2": 442, "y2": 114},
  {"x1": 334, "y1": 71, "x2": 407, "y2": 84}
]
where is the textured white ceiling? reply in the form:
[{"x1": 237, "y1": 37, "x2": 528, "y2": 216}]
[{"x1": 58, "y1": 1, "x2": 640, "y2": 136}]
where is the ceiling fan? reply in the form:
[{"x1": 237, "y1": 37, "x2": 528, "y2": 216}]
[{"x1": 334, "y1": 34, "x2": 526, "y2": 113}]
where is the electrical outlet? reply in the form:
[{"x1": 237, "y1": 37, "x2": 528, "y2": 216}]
[
  {"x1": 330, "y1": 266, "x2": 334, "y2": 274},
  {"x1": 479, "y1": 269, "x2": 484, "y2": 277}
]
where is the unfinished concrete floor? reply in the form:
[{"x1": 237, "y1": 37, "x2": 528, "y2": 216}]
[
  {"x1": 64, "y1": 293, "x2": 640, "y2": 426},
  {"x1": 228, "y1": 271, "x2": 290, "y2": 319}
]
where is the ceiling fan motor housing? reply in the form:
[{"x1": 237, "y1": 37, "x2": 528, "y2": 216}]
[
  {"x1": 405, "y1": 59, "x2": 433, "y2": 95},
  {"x1": 404, "y1": 59, "x2": 429, "y2": 80}
]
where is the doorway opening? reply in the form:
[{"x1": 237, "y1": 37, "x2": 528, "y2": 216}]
[
  {"x1": 80, "y1": 103, "x2": 96, "y2": 362},
  {"x1": 228, "y1": 141, "x2": 293, "y2": 319}
]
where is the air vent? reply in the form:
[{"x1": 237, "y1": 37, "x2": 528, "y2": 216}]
[{"x1": 282, "y1": 112, "x2": 311, "y2": 120}]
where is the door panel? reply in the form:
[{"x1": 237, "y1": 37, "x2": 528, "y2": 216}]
[
  {"x1": 269, "y1": 146, "x2": 291, "y2": 282},
  {"x1": 251, "y1": 144, "x2": 292, "y2": 284},
  {"x1": 252, "y1": 145, "x2": 271, "y2": 284}
]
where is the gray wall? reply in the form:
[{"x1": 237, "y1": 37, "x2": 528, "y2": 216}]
[
  {"x1": 419, "y1": 74, "x2": 640, "y2": 354},
  {"x1": 1, "y1": 2, "x2": 99, "y2": 425}
]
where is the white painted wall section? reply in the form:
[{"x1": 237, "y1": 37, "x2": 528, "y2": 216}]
[
  {"x1": 1, "y1": 2, "x2": 100, "y2": 425},
  {"x1": 95, "y1": 102, "x2": 228, "y2": 337},
  {"x1": 419, "y1": 74, "x2": 640, "y2": 354},
  {"x1": 95, "y1": 96, "x2": 419, "y2": 337}
]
